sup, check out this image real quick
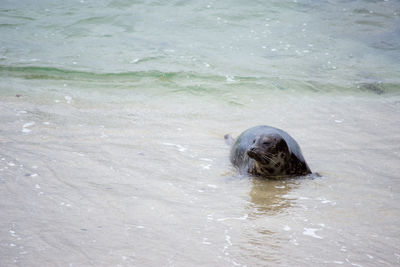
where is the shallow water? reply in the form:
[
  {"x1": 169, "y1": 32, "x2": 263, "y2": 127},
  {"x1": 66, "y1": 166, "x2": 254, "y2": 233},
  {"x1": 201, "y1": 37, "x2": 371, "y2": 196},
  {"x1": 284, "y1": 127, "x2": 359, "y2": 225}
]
[{"x1": 1, "y1": 0, "x2": 400, "y2": 266}]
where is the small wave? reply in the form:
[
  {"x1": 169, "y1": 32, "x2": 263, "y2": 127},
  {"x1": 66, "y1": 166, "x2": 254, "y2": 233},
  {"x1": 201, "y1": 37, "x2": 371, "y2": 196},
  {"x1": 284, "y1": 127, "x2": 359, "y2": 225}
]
[
  {"x1": 1, "y1": 64, "x2": 399, "y2": 94},
  {"x1": 0, "y1": 64, "x2": 222, "y2": 82},
  {"x1": 0, "y1": 23, "x2": 22, "y2": 28},
  {"x1": 0, "y1": 64, "x2": 300, "y2": 86}
]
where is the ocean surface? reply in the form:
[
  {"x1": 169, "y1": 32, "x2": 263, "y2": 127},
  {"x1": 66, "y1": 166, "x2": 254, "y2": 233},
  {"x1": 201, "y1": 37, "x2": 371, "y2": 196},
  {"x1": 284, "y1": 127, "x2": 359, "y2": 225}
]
[{"x1": 1, "y1": 0, "x2": 400, "y2": 266}]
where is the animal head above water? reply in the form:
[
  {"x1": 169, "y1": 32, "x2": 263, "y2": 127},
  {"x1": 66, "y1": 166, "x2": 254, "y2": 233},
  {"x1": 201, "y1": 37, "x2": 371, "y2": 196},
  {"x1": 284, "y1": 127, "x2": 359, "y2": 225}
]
[{"x1": 247, "y1": 133, "x2": 290, "y2": 165}]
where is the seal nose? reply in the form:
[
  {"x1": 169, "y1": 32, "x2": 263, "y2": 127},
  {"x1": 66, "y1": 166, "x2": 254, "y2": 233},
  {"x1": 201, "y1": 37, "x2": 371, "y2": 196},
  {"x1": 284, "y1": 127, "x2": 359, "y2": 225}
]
[{"x1": 247, "y1": 147, "x2": 257, "y2": 158}]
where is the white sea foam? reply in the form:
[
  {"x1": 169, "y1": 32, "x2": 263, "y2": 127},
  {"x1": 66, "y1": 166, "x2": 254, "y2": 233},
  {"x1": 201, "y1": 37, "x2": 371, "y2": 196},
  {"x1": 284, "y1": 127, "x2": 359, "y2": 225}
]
[
  {"x1": 65, "y1": 96, "x2": 72, "y2": 103},
  {"x1": 23, "y1": 122, "x2": 35, "y2": 128},
  {"x1": 201, "y1": 164, "x2": 211, "y2": 170},
  {"x1": 217, "y1": 214, "x2": 248, "y2": 222},
  {"x1": 225, "y1": 235, "x2": 232, "y2": 246},
  {"x1": 303, "y1": 228, "x2": 323, "y2": 239},
  {"x1": 202, "y1": 237, "x2": 211, "y2": 245},
  {"x1": 225, "y1": 75, "x2": 236, "y2": 83},
  {"x1": 162, "y1": 142, "x2": 187, "y2": 152}
]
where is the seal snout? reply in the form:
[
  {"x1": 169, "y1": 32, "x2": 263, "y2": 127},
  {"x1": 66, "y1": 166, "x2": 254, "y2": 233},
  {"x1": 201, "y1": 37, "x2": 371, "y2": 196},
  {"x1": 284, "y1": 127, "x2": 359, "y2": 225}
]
[{"x1": 247, "y1": 147, "x2": 259, "y2": 159}]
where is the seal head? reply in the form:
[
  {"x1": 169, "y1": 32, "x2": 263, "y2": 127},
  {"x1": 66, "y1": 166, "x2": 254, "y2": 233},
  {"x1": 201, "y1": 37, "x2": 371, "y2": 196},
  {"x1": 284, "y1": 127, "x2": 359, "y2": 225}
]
[
  {"x1": 228, "y1": 125, "x2": 311, "y2": 178},
  {"x1": 247, "y1": 133, "x2": 291, "y2": 177}
]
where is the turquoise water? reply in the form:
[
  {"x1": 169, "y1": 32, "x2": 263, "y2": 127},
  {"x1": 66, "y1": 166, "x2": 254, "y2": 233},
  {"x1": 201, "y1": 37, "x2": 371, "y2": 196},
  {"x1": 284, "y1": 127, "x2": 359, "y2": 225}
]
[
  {"x1": 1, "y1": 1, "x2": 400, "y2": 266},
  {"x1": 1, "y1": 0, "x2": 399, "y2": 85}
]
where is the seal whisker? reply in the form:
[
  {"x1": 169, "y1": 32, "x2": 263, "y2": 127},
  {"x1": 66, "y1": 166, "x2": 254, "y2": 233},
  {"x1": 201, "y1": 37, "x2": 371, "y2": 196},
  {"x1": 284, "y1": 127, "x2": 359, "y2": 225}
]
[
  {"x1": 263, "y1": 152, "x2": 276, "y2": 158},
  {"x1": 262, "y1": 155, "x2": 277, "y2": 165}
]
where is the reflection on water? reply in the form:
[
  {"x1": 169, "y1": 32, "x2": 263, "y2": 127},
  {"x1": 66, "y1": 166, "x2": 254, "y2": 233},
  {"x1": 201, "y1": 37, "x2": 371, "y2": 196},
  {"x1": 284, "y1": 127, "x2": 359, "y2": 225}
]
[{"x1": 248, "y1": 178, "x2": 299, "y2": 216}]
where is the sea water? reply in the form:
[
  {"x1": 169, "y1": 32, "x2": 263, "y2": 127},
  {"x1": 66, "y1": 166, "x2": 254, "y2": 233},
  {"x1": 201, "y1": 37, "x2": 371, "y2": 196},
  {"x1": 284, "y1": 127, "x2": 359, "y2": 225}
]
[{"x1": 1, "y1": 0, "x2": 400, "y2": 266}]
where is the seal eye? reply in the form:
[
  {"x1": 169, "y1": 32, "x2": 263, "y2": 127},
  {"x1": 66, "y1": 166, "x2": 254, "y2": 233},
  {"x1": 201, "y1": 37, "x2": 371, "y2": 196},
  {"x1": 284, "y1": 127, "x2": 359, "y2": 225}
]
[
  {"x1": 263, "y1": 141, "x2": 271, "y2": 146},
  {"x1": 252, "y1": 139, "x2": 256, "y2": 144}
]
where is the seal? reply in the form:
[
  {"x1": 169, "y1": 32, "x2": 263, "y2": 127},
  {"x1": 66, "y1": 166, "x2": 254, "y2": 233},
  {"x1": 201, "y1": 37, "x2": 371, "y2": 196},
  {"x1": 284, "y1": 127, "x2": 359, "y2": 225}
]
[{"x1": 225, "y1": 125, "x2": 311, "y2": 178}]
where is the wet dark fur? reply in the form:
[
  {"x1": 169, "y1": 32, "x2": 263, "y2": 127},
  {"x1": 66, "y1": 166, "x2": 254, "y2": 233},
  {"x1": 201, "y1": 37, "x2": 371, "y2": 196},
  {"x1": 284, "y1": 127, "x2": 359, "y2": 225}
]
[{"x1": 227, "y1": 125, "x2": 311, "y2": 178}]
